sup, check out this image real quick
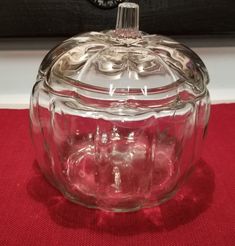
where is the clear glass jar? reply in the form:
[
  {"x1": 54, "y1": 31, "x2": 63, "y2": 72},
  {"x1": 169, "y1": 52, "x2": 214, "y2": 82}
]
[{"x1": 30, "y1": 2, "x2": 210, "y2": 212}]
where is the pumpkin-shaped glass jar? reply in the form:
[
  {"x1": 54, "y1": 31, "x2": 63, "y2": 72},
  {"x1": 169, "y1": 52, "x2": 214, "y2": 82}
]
[{"x1": 30, "y1": 2, "x2": 210, "y2": 212}]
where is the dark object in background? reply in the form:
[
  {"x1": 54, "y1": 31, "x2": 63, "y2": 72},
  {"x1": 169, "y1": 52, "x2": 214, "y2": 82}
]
[{"x1": 0, "y1": 0, "x2": 235, "y2": 37}]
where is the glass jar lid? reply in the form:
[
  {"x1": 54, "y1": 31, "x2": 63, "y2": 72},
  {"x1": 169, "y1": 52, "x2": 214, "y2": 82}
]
[{"x1": 39, "y1": 2, "x2": 209, "y2": 107}]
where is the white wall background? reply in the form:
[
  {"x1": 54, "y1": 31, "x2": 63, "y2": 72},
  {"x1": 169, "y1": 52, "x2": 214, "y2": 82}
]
[{"x1": 0, "y1": 37, "x2": 235, "y2": 108}]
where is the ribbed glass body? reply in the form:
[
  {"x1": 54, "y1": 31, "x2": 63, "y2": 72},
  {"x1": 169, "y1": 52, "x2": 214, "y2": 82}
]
[{"x1": 30, "y1": 3, "x2": 210, "y2": 212}]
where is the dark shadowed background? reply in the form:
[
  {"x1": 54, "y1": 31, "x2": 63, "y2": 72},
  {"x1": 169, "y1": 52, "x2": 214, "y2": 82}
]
[{"x1": 0, "y1": 0, "x2": 235, "y2": 37}]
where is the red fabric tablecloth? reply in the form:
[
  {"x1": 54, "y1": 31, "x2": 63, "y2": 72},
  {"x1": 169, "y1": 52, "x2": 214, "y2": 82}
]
[{"x1": 0, "y1": 104, "x2": 235, "y2": 246}]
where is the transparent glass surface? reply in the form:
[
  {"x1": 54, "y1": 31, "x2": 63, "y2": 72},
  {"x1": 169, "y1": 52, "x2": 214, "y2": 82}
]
[{"x1": 30, "y1": 2, "x2": 210, "y2": 212}]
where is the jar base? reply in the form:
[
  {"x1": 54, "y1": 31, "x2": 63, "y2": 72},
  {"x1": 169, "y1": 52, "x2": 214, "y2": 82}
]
[
  {"x1": 41, "y1": 172, "x2": 180, "y2": 212},
  {"x1": 38, "y1": 163, "x2": 194, "y2": 212}
]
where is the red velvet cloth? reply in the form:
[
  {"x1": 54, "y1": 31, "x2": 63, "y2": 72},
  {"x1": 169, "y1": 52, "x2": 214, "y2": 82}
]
[{"x1": 0, "y1": 104, "x2": 235, "y2": 246}]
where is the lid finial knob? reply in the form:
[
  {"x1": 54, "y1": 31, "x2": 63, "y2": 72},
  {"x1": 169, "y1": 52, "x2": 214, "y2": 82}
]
[{"x1": 115, "y1": 2, "x2": 140, "y2": 38}]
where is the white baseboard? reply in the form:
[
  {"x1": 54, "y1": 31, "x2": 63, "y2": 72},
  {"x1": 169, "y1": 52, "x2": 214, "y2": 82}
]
[{"x1": 0, "y1": 94, "x2": 30, "y2": 109}]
